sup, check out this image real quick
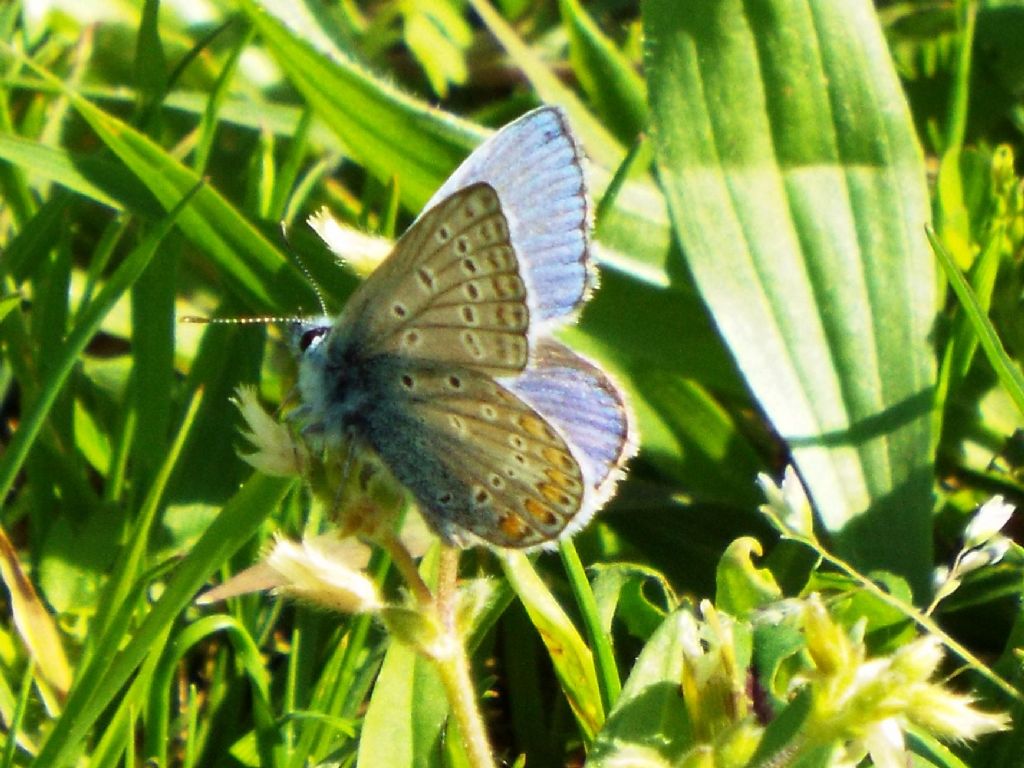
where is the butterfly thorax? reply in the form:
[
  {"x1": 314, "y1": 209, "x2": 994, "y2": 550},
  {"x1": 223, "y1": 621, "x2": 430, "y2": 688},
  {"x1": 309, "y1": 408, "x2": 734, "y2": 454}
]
[{"x1": 294, "y1": 318, "x2": 380, "y2": 446}]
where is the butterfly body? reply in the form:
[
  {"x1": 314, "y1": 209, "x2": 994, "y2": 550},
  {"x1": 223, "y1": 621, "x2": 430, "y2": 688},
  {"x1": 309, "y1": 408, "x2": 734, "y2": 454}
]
[{"x1": 296, "y1": 108, "x2": 635, "y2": 548}]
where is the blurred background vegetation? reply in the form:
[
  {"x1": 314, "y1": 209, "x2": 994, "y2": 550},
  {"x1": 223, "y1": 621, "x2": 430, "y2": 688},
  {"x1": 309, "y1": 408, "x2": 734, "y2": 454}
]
[{"x1": 0, "y1": 0, "x2": 1023, "y2": 766}]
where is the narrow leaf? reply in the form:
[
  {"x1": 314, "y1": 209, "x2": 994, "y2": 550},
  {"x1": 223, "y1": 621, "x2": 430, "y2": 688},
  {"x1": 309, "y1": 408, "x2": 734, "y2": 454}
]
[
  {"x1": 0, "y1": 526, "x2": 72, "y2": 697},
  {"x1": 0, "y1": 182, "x2": 200, "y2": 506},
  {"x1": 32, "y1": 473, "x2": 294, "y2": 768},
  {"x1": 588, "y1": 610, "x2": 694, "y2": 766},
  {"x1": 558, "y1": 0, "x2": 647, "y2": 144},
  {"x1": 931, "y1": 227, "x2": 1024, "y2": 415},
  {"x1": 500, "y1": 552, "x2": 604, "y2": 741}
]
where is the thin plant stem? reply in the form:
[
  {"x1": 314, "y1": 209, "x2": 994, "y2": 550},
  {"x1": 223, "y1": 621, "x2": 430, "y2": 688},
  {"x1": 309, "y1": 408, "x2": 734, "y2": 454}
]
[
  {"x1": 823, "y1": 552, "x2": 1018, "y2": 700},
  {"x1": 559, "y1": 538, "x2": 621, "y2": 712},
  {"x1": 436, "y1": 544, "x2": 461, "y2": 629},
  {"x1": 763, "y1": 507, "x2": 1023, "y2": 704},
  {"x1": 375, "y1": 540, "x2": 494, "y2": 766},
  {"x1": 378, "y1": 532, "x2": 433, "y2": 608},
  {"x1": 434, "y1": 635, "x2": 495, "y2": 768},
  {"x1": 431, "y1": 545, "x2": 495, "y2": 768}
]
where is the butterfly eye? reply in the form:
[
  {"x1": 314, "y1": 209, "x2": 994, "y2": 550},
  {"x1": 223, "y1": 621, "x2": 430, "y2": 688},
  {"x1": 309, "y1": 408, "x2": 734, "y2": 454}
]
[{"x1": 299, "y1": 327, "x2": 328, "y2": 352}]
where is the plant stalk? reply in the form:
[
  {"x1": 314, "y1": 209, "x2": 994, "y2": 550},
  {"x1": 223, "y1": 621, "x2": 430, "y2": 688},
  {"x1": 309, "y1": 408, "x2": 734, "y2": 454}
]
[{"x1": 434, "y1": 544, "x2": 495, "y2": 768}]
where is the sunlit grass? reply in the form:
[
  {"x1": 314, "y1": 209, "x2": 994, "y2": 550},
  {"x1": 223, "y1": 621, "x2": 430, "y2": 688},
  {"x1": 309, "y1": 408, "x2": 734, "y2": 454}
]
[{"x1": 0, "y1": 2, "x2": 1022, "y2": 767}]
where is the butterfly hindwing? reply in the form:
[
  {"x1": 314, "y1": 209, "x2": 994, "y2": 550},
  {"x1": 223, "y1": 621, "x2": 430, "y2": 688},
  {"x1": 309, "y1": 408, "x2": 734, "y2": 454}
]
[
  {"x1": 504, "y1": 339, "x2": 635, "y2": 529},
  {"x1": 360, "y1": 358, "x2": 585, "y2": 547}
]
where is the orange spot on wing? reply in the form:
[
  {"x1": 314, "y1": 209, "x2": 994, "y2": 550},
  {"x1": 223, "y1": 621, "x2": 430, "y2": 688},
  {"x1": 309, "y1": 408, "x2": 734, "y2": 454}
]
[
  {"x1": 542, "y1": 447, "x2": 576, "y2": 472},
  {"x1": 520, "y1": 416, "x2": 554, "y2": 440},
  {"x1": 523, "y1": 498, "x2": 558, "y2": 526},
  {"x1": 544, "y1": 468, "x2": 578, "y2": 490},
  {"x1": 539, "y1": 482, "x2": 574, "y2": 507},
  {"x1": 499, "y1": 514, "x2": 529, "y2": 540}
]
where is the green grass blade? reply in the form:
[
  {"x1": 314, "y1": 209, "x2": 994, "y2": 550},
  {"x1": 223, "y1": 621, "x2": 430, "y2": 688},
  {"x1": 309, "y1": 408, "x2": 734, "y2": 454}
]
[
  {"x1": 133, "y1": 0, "x2": 167, "y2": 128},
  {"x1": 930, "y1": 227, "x2": 1024, "y2": 415},
  {"x1": 8, "y1": 54, "x2": 313, "y2": 311},
  {"x1": 558, "y1": 0, "x2": 647, "y2": 145},
  {"x1": 147, "y1": 615, "x2": 281, "y2": 768},
  {"x1": 3, "y1": 76, "x2": 332, "y2": 146},
  {"x1": 0, "y1": 183, "x2": 199, "y2": 506},
  {"x1": 0, "y1": 134, "x2": 145, "y2": 212},
  {"x1": 466, "y1": 0, "x2": 624, "y2": 164},
  {"x1": 31, "y1": 473, "x2": 294, "y2": 768},
  {"x1": 193, "y1": 24, "x2": 254, "y2": 175},
  {"x1": 130, "y1": 239, "x2": 176, "y2": 485},
  {"x1": 93, "y1": 387, "x2": 204, "y2": 643},
  {"x1": 1, "y1": 661, "x2": 35, "y2": 768},
  {"x1": 62, "y1": 92, "x2": 309, "y2": 311},
  {"x1": 0, "y1": 34, "x2": 36, "y2": 228},
  {"x1": 499, "y1": 552, "x2": 604, "y2": 742},
  {"x1": 1, "y1": 193, "x2": 72, "y2": 282},
  {"x1": 239, "y1": 0, "x2": 481, "y2": 208},
  {"x1": 270, "y1": 105, "x2": 313, "y2": 222},
  {"x1": 238, "y1": 0, "x2": 671, "y2": 286},
  {"x1": 559, "y1": 539, "x2": 621, "y2": 713}
]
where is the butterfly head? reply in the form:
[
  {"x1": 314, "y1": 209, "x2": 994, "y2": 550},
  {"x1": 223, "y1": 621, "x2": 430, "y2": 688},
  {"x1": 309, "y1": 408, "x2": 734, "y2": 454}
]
[
  {"x1": 291, "y1": 316, "x2": 332, "y2": 357},
  {"x1": 290, "y1": 316, "x2": 333, "y2": 433}
]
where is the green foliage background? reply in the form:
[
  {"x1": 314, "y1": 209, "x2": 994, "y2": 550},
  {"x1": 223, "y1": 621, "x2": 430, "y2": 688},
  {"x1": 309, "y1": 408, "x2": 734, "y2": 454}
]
[{"x1": 0, "y1": 0, "x2": 1023, "y2": 766}]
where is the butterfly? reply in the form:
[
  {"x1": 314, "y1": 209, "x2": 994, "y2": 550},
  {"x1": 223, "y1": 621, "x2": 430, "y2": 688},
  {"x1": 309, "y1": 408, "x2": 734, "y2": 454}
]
[{"x1": 292, "y1": 106, "x2": 635, "y2": 548}]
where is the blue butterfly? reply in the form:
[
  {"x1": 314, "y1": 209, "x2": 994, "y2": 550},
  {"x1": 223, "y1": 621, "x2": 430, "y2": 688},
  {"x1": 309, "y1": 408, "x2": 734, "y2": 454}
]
[{"x1": 292, "y1": 107, "x2": 635, "y2": 548}]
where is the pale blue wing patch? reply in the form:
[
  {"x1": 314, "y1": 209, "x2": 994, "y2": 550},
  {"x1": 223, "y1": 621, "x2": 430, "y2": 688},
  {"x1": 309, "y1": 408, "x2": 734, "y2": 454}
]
[
  {"x1": 503, "y1": 339, "x2": 636, "y2": 536},
  {"x1": 422, "y1": 106, "x2": 593, "y2": 326}
]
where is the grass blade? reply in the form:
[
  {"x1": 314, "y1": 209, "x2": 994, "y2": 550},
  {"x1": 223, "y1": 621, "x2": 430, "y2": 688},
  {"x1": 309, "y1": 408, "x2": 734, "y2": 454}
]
[{"x1": 930, "y1": 227, "x2": 1024, "y2": 415}]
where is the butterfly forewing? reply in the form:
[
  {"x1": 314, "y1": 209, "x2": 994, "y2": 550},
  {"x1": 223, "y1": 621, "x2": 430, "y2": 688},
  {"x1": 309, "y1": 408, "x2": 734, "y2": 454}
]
[
  {"x1": 362, "y1": 359, "x2": 585, "y2": 547},
  {"x1": 343, "y1": 183, "x2": 530, "y2": 377},
  {"x1": 423, "y1": 107, "x2": 592, "y2": 325}
]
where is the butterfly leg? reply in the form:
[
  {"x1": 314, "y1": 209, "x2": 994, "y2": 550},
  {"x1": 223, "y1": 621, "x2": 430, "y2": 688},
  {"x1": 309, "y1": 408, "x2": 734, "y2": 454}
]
[{"x1": 329, "y1": 426, "x2": 358, "y2": 519}]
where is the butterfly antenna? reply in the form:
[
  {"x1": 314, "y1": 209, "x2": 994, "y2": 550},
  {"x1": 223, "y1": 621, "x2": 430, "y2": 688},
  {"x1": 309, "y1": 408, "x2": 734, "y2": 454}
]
[
  {"x1": 281, "y1": 221, "x2": 328, "y2": 316},
  {"x1": 180, "y1": 315, "x2": 307, "y2": 325},
  {"x1": 182, "y1": 221, "x2": 328, "y2": 327}
]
